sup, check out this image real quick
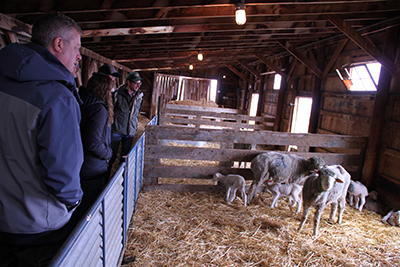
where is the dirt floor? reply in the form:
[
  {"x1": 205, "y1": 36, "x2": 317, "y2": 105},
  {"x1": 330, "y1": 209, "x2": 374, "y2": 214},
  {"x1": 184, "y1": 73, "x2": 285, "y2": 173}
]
[{"x1": 122, "y1": 189, "x2": 400, "y2": 267}]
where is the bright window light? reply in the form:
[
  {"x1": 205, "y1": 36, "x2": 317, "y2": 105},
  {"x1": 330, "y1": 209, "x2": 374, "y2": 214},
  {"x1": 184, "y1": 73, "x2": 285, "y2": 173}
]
[
  {"x1": 273, "y1": 74, "x2": 282, "y2": 90},
  {"x1": 208, "y1": 79, "x2": 218, "y2": 102},
  {"x1": 249, "y1": 93, "x2": 259, "y2": 125},
  {"x1": 337, "y1": 62, "x2": 381, "y2": 91}
]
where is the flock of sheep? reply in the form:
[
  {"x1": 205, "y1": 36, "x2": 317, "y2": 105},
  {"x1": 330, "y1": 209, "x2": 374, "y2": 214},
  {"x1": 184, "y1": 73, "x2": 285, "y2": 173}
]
[{"x1": 213, "y1": 151, "x2": 400, "y2": 235}]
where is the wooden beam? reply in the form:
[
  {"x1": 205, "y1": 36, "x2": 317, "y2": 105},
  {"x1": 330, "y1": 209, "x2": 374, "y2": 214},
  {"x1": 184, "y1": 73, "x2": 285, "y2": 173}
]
[
  {"x1": 322, "y1": 39, "x2": 348, "y2": 79},
  {"x1": 236, "y1": 59, "x2": 263, "y2": 80},
  {"x1": 326, "y1": 14, "x2": 395, "y2": 74},
  {"x1": 286, "y1": 58, "x2": 298, "y2": 82},
  {"x1": 276, "y1": 40, "x2": 323, "y2": 78},
  {"x1": 253, "y1": 53, "x2": 287, "y2": 79},
  {"x1": 6, "y1": 31, "x2": 19, "y2": 43},
  {"x1": 0, "y1": 13, "x2": 31, "y2": 37},
  {"x1": 361, "y1": 26, "x2": 398, "y2": 188},
  {"x1": 80, "y1": 47, "x2": 131, "y2": 72},
  {"x1": 224, "y1": 64, "x2": 250, "y2": 83}
]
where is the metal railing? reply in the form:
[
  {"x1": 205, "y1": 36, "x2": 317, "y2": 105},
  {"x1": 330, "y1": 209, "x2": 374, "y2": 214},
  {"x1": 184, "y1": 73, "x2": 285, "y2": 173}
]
[{"x1": 50, "y1": 116, "x2": 157, "y2": 267}]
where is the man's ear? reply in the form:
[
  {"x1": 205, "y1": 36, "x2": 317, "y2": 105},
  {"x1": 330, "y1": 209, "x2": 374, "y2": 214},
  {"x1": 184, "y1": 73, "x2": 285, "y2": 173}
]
[{"x1": 52, "y1": 36, "x2": 63, "y2": 53}]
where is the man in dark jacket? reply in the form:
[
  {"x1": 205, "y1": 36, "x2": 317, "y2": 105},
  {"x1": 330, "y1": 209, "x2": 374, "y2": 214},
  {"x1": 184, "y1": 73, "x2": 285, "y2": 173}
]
[
  {"x1": 0, "y1": 13, "x2": 83, "y2": 266},
  {"x1": 108, "y1": 72, "x2": 144, "y2": 176}
]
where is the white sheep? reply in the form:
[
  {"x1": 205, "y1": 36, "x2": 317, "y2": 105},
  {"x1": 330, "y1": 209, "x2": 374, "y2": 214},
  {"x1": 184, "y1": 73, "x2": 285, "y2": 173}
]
[
  {"x1": 264, "y1": 180, "x2": 303, "y2": 213},
  {"x1": 247, "y1": 152, "x2": 325, "y2": 205},
  {"x1": 298, "y1": 165, "x2": 351, "y2": 236},
  {"x1": 382, "y1": 210, "x2": 400, "y2": 227},
  {"x1": 347, "y1": 180, "x2": 369, "y2": 212},
  {"x1": 213, "y1": 172, "x2": 247, "y2": 206}
]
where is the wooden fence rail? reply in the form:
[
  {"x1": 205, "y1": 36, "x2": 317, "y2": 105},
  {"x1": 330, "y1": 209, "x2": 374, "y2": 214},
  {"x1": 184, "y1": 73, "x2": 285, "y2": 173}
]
[
  {"x1": 159, "y1": 104, "x2": 275, "y2": 130},
  {"x1": 143, "y1": 125, "x2": 368, "y2": 192}
]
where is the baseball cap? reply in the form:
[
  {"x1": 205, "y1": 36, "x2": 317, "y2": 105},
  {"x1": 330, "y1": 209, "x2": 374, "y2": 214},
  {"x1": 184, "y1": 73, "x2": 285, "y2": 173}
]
[
  {"x1": 127, "y1": 71, "x2": 143, "y2": 82},
  {"x1": 98, "y1": 64, "x2": 122, "y2": 77}
]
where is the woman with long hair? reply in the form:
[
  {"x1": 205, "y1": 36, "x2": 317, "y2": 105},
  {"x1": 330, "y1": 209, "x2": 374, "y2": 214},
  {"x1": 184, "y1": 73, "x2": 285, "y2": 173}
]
[{"x1": 70, "y1": 72, "x2": 114, "y2": 229}]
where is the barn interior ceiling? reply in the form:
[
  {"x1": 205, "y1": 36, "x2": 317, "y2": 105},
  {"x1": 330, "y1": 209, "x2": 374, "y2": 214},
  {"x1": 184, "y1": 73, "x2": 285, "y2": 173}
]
[{"x1": 1, "y1": 0, "x2": 400, "y2": 73}]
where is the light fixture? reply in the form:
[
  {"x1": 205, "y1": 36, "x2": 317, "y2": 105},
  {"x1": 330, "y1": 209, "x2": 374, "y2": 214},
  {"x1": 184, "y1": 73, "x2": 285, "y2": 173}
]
[
  {"x1": 189, "y1": 64, "x2": 193, "y2": 70},
  {"x1": 235, "y1": 1, "x2": 246, "y2": 25},
  {"x1": 197, "y1": 50, "x2": 203, "y2": 61}
]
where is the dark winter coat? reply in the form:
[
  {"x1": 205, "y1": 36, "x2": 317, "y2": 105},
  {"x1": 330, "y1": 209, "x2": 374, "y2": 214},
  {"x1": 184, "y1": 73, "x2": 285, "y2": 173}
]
[
  {"x1": 112, "y1": 84, "x2": 143, "y2": 136},
  {"x1": 0, "y1": 42, "x2": 83, "y2": 235},
  {"x1": 79, "y1": 87, "x2": 113, "y2": 177}
]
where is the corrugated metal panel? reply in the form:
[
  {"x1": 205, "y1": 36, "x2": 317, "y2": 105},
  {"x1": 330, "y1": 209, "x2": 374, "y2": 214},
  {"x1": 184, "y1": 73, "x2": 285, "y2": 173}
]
[{"x1": 49, "y1": 115, "x2": 158, "y2": 267}]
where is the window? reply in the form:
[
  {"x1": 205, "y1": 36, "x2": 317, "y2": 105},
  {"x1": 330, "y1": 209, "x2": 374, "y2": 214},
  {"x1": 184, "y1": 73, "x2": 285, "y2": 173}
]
[
  {"x1": 273, "y1": 74, "x2": 282, "y2": 90},
  {"x1": 336, "y1": 62, "x2": 381, "y2": 91}
]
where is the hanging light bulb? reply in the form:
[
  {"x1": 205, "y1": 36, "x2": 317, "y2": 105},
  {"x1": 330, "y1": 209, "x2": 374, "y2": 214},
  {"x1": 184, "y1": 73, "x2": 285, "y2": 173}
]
[
  {"x1": 235, "y1": 1, "x2": 246, "y2": 25},
  {"x1": 197, "y1": 50, "x2": 203, "y2": 61},
  {"x1": 189, "y1": 64, "x2": 194, "y2": 70}
]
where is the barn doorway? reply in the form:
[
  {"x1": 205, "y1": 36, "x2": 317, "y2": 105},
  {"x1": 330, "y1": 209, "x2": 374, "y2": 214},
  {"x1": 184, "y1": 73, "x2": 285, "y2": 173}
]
[
  {"x1": 289, "y1": 96, "x2": 312, "y2": 151},
  {"x1": 248, "y1": 93, "x2": 259, "y2": 125}
]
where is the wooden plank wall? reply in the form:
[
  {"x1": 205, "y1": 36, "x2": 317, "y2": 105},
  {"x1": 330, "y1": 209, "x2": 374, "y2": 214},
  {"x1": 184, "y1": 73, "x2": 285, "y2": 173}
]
[
  {"x1": 143, "y1": 125, "x2": 368, "y2": 192},
  {"x1": 149, "y1": 73, "x2": 214, "y2": 118},
  {"x1": 159, "y1": 104, "x2": 275, "y2": 131},
  {"x1": 377, "y1": 94, "x2": 400, "y2": 208}
]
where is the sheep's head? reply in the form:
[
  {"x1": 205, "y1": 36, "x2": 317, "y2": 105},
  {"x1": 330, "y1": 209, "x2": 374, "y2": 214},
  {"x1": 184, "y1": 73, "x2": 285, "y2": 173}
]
[
  {"x1": 319, "y1": 166, "x2": 340, "y2": 191},
  {"x1": 213, "y1": 172, "x2": 222, "y2": 181},
  {"x1": 307, "y1": 156, "x2": 325, "y2": 172},
  {"x1": 393, "y1": 211, "x2": 400, "y2": 226}
]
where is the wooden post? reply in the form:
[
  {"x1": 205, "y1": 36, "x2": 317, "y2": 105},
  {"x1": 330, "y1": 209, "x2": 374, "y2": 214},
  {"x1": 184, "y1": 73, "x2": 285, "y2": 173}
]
[
  {"x1": 361, "y1": 27, "x2": 398, "y2": 188},
  {"x1": 309, "y1": 47, "x2": 325, "y2": 134},
  {"x1": 274, "y1": 57, "x2": 289, "y2": 132}
]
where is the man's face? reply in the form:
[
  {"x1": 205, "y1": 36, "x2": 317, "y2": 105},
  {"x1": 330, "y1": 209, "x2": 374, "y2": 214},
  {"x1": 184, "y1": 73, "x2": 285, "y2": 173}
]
[
  {"x1": 56, "y1": 28, "x2": 82, "y2": 75},
  {"x1": 128, "y1": 80, "x2": 142, "y2": 92}
]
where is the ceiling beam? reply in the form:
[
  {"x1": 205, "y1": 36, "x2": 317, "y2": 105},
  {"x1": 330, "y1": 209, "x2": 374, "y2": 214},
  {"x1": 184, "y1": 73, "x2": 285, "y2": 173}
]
[
  {"x1": 322, "y1": 39, "x2": 348, "y2": 79},
  {"x1": 224, "y1": 64, "x2": 250, "y2": 83},
  {"x1": 254, "y1": 53, "x2": 286, "y2": 79},
  {"x1": 326, "y1": 14, "x2": 395, "y2": 74},
  {"x1": 276, "y1": 40, "x2": 323, "y2": 78},
  {"x1": 0, "y1": 13, "x2": 31, "y2": 37},
  {"x1": 236, "y1": 60, "x2": 263, "y2": 80}
]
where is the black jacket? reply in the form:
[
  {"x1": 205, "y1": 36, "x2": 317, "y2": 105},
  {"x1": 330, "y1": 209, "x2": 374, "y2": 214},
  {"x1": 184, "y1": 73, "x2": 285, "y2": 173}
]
[
  {"x1": 112, "y1": 84, "x2": 143, "y2": 136},
  {"x1": 79, "y1": 87, "x2": 112, "y2": 178}
]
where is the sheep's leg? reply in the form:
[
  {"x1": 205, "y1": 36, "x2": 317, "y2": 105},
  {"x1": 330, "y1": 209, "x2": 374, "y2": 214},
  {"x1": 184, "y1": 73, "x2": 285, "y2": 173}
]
[
  {"x1": 358, "y1": 197, "x2": 365, "y2": 212},
  {"x1": 229, "y1": 188, "x2": 238, "y2": 204},
  {"x1": 313, "y1": 207, "x2": 324, "y2": 236},
  {"x1": 295, "y1": 199, "x2": 302, "y2": 214},
  {"x1": 291, "y1": 193, "x2": 300, "y2": 208},
  {"x1": 298, "y1": 205, "x2": 310, "y2": 232},
  {"x1": 271, "y1": 193, "x2": 279, "y2": 209},
  {"x1": 247, "y1": 172, "x2": 270, "y2": 205},
  {"x1": 329, "y1": 202, "x2": 338, "y2": 223},
  {"x1": 292, "y1": 194, "x2": 301, "y2": 214},
  {"x1": 349, "y1": 195, "x2": 354, "y2": 206},
  {"x1": 337, "y1": 198, "x2": 346, "y2": 225},
  {"x1": 355, "y1": 196, "x2": 360, "y2": 209},
  {"x1": 226, "y1": 187, "x2": 232, "y2": 204},
  {"x1": 240, "y1": 187, "x2": 247, "y2": 207}
]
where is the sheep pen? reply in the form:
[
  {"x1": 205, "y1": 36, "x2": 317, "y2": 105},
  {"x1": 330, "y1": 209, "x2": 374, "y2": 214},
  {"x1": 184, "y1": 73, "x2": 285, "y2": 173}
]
[
  {"x1": 122, "y1": 188, "x2": 400, "y2": 266},
  {"x1": 121, "y1": 103, "x2": 399, "y2": 266}
]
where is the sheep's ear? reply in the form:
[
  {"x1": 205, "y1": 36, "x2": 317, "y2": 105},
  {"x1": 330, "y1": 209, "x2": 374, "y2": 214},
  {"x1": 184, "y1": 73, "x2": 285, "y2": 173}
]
[{"x1": 335, "y1": 177, "x2": 344, "y2": 183}]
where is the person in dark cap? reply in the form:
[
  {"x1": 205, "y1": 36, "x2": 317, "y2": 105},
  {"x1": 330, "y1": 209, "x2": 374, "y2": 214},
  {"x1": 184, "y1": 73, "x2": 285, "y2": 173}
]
[
  {"x1": 107, "y1": 71, "x2": 144, "y2": 180},
  {"x1": 98, "y1": 64, "x2": 122, "y2": 91}
]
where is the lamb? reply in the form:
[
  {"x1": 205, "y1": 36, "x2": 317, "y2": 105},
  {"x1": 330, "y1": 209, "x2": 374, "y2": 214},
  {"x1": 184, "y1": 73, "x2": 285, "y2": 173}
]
[
  {"x1": 213, "y1": 172, "x2": 247, "y2": 206},
  {"x1": 364, "y1": 191, "x2": 384, "y2": 215},
  {"x1": 247, "y1": 151, "x2": 325, "y2": 205},
  {"x1": 264, "y1": 180, "x2": 303, "y2": 213},
  {"x1": 298, "y1": 165, "x2": 351, "y2": 236},
  {"x1": 382, "y1": 210, "x2": 400, "y2": 227},
  {"x1": 347, "y1": 180, "x2": 369, "y2": 212}
]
